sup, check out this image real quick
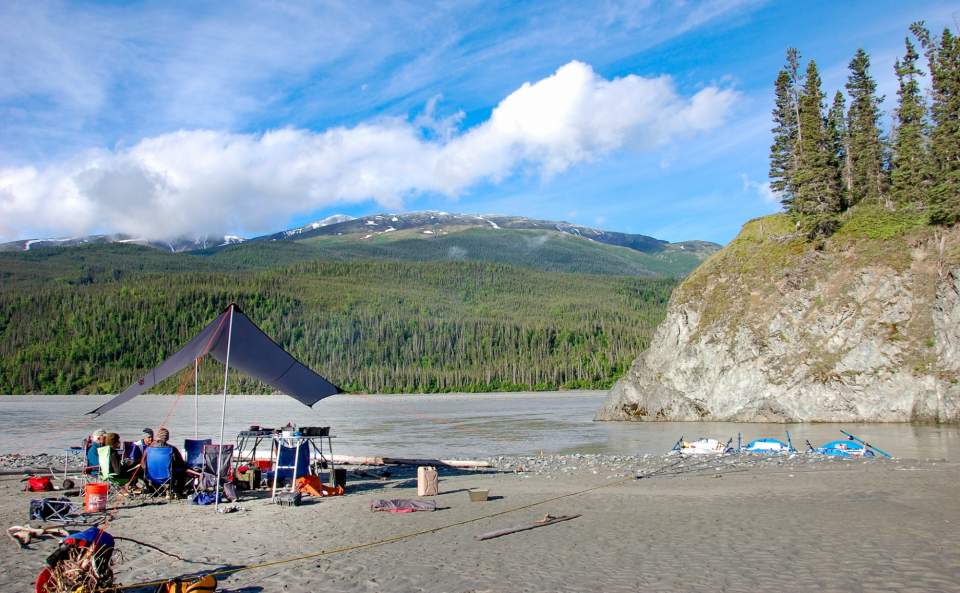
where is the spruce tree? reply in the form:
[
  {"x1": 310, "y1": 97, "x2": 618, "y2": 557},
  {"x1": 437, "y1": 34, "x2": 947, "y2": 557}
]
[
  {"x1": 786, "y1": 48, "x2": 804, "y2": 165},
  {"x1": 769, "y1": 69, "x2": 798, "y2": 210},
  {"x1": 890, "y1": 37, "x2": 931, "y2": 207},
  {"x1": 826, "y1": 90, "x2": 851, "y2": 208},
  {"x1": 793, "y1": 60, "x2": 840, "y2": 213},
  {"x1": 912, "y1": 22, "x2": 960, "y2": 224},
  {"x1": 845, "y1": 48, "x2": 886, "y2": 205}
]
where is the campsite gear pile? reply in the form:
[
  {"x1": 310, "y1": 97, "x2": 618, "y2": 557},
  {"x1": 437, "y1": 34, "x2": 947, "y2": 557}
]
[
  {"x1": 87, "y1": 304, "x2": 342, "y2": 512},
  {"x1": 35, "y1": 526, "x2": 115, "y2": 593},
  {"x1": 295, "y1": 475, "x2": 344, "y2": 497},
  {"x1": 235, "y1": 465, "x2": 261, "y2": 490}
]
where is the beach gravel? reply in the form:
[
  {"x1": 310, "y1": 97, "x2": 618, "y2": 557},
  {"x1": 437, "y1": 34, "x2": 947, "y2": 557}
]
[{"x1": 1, "y1": 454, "x2": 958, "y2": 592}]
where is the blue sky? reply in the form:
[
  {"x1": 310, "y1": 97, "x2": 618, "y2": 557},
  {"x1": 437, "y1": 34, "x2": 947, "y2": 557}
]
[{"x1": 1, "y1": 1, "x2": 957, "y2": 244}]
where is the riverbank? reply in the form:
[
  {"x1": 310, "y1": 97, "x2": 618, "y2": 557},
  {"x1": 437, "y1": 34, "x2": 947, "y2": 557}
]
[
  {"x1": 2, "y1": 393, "x2": 959, "y2": 459},
  {"x1": 2, "y1": 454, "x2": 958, "y2": 592}
]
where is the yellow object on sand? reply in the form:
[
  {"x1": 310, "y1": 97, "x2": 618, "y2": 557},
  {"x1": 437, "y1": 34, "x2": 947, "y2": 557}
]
[{"x1": 159, "y1": 574, "x2": 217, "y2": 593}]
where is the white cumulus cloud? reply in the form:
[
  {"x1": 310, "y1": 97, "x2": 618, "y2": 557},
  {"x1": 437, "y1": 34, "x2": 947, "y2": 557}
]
[
  {"x1": 0, "y1": 61, "x2": 737, "y2": 241},
  {"x1": 740, "y1": 173, "x2": 779, "y2": 205}
]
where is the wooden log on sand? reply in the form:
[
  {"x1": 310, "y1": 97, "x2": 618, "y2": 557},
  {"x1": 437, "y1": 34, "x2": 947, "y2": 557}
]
[
  {"x1": 383, "y1": 457, "x2": 492, "y2": 469},
  {"x1": 0, "y1": 467, "x2": 83, "y2": 477},
  {"x1": 330, "y1": 455, "x2": 386, "y2": 466},
  {"x1": 329, "y1": 455, "x2": 491, "y2": 469},
  {"x1": 476, "y1": 514, "x2": 581, "y2": 541}
]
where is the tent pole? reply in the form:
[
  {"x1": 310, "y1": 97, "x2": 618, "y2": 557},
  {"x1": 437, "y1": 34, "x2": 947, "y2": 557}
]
[
  {"x1": 194, "y1": 358, "x2": 199, "y2": 439},
  {"x1": 214, "y1": 305, "x2": 235, "y2": 512}
]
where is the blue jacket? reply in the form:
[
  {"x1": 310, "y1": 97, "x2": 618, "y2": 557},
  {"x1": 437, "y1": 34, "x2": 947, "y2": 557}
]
[{"x1": 128, "y1": 439, "x2": 149, "y2": 465}]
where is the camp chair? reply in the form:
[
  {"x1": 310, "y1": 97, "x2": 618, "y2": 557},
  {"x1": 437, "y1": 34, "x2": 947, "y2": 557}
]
[
  {"x1": 275, "y1": 440, "x2": 310, "y2": 486},
  {"x1": 29, "y1": 498, "x2": 83, "y2": 524},
  {"x1": 97, "y1": 446, "x2": 133, "y2": 497},
  {"x1": 144, "y1": 446, "x2": 175, "y2": 497},
  {"x1": 184, "y1": 438, "x2": 212, "y2": 470},
  {"x1": 200, "y1": 444, "x2": 236, "y2": 500}
]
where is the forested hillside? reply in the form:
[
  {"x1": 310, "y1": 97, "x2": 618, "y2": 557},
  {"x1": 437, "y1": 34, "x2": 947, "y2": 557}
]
[
  {"x1": 0, "y1": 244, "x2": 674, "y2": 394},
  {"x1": 276, "y1": 228, "x2": 707, "y2": 277}
]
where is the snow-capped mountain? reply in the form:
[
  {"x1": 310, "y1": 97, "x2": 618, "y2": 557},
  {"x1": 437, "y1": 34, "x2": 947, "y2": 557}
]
[
  {"x1": 0, "y1": 233, "x2": 246, "y2": 253},
  {"x1": 253, "y1": 211, "x2": 717, "y2": 256},
  {"x1": 1, "y1": 212, "x2": 719, "y2": 258},
  {"x1": 276, "y1": 215, "x2": 356, "y2": 239}
]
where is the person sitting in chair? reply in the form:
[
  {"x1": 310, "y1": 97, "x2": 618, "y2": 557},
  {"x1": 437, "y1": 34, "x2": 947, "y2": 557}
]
[
  {"x1": 146, "y1": 427, "x2": 186, "y2": 495},
  {"x1": 104, "y1": 433, "x2": 133, "y2": 481},
  {"x1": 128, "y1": 428, "x2": 154, "y2": 465},
  {"x1": 85, "y1": 429, "x2": 107, "y2": 474}
]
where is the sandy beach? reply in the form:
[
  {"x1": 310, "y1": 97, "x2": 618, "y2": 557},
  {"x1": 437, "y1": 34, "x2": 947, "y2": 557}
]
[{"x1": 2, "y1": 454, "x2": 958, "y2": 593}]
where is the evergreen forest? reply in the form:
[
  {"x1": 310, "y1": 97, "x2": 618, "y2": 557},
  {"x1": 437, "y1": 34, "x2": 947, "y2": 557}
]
[
  {"x1": 769, "y1": 22, "x2": 959, "y2": 227},
  {"x1": 0, "y1": 245, "x2": 675, "y2": 395}
]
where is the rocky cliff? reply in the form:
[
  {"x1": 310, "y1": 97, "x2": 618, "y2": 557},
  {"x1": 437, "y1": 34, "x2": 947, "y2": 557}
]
[{"x1": 596, "y1": 209, "x2": 960, "y2": 423}]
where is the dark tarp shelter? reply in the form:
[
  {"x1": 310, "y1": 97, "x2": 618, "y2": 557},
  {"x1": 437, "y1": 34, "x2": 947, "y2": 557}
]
[
  {"x1": 88, "y1": 303, "x2": 342, "y2": 417},
  {"x1": 87, "y1": 304, "x2": 342, "y2": 510}
]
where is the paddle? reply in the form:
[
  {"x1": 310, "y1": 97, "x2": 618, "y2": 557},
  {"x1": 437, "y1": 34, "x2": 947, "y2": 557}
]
[{"x1": 670, "y1": 436, "x2": 684, "y2": 452}]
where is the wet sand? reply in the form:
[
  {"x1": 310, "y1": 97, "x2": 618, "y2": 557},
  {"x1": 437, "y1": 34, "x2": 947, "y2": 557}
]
[{"x1": 2, "y1": 455, "x2": 958, "y2": 593}]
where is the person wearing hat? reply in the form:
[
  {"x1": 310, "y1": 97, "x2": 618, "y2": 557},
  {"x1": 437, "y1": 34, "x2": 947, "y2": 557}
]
[
  {"x1": 143, "y1": 427, "x2": 187, "y2": 495},
  {"x1": 128, "y1": 428, "x2": 154, "y2": 466},
  {"x1": 85, "y1": 429, "x2": 107, "y2": 474}
]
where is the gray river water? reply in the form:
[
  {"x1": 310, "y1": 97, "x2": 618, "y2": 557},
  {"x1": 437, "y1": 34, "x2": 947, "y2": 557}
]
[{"x1": 1, "y1": 392, "x2": 958, "y2": 460}]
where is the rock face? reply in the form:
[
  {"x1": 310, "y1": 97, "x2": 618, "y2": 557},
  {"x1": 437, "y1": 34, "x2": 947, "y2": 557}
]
[{"x1": 596, "y1": 213, "x2": 960, "y2": 423}]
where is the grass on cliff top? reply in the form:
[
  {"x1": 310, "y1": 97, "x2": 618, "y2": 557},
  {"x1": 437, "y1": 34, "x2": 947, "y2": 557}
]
[
  {"x1": 676, "y1": 213, "x2": 801, "y2": 303},
  {"x1": 674, "y1": 204, "x2": 942, "y2": 316},
  {"x1": 832, "y1": 204, "x2": 928, "y2": 241}
]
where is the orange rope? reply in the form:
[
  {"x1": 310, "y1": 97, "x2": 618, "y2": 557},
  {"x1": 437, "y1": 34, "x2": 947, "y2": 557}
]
[{"x1": 156, "y1": 358, "x2": 203, "y2": 431}]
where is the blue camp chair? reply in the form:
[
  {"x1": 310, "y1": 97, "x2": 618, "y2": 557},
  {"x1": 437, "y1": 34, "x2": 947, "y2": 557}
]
[
  {"x1": 275, "y1": 440, "x2": 310, "y2": 485},
  {"x1": 184, "y1": 439, "x2": 212, "y2": 470},
  {"x1": 144, "y1": 446, "x2": 174, "y2": 495}
]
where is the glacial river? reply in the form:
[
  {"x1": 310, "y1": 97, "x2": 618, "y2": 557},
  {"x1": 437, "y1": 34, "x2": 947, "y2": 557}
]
[{"x1": 1, "y1": 392, "x2": 958, "y2": 460}]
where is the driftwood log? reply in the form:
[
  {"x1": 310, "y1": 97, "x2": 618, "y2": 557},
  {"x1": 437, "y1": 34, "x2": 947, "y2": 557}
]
[
  {"x1": 476, "y1": 514, "x2": 581, "y2": 541},
  {"x1": 329, "y1": 455, "x2": 491, "y2": 469}
]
